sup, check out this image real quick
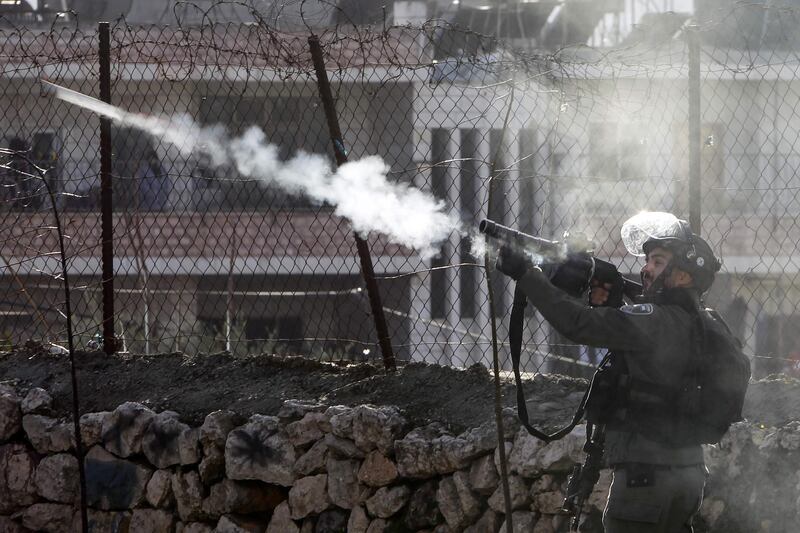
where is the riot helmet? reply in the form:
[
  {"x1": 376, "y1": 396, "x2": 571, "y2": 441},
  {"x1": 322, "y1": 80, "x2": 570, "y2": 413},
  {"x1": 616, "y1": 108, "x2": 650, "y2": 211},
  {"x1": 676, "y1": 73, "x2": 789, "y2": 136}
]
[{"x1": 621, "y1": 212, "x2": 721, "y2": 293}]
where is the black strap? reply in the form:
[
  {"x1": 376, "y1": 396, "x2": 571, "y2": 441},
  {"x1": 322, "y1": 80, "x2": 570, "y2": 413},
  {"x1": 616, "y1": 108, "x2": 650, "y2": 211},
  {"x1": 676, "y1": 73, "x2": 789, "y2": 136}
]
[{"x1": 510, "y1": 285, "x2": 604, "y2": 443}]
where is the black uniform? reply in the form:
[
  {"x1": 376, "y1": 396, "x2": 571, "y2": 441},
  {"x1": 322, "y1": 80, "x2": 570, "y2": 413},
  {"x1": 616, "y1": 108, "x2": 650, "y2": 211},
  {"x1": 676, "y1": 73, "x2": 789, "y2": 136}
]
[{"x1": 516, "y1": 267, "x2": 707, "y2": 533}]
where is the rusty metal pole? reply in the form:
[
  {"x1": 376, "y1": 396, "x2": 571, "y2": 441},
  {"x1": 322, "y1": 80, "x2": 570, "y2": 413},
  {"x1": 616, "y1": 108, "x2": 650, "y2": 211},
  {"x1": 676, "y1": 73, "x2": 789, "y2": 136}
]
[
  {"x1": 99, "y1": 22, "x2": 117, "y2": 354},
  {"x1": 308, "y1": 35, "x2": 396, "y2": 370},
  {"x1": 687, "y1": 26, "x2": 702, "y2": 234}
]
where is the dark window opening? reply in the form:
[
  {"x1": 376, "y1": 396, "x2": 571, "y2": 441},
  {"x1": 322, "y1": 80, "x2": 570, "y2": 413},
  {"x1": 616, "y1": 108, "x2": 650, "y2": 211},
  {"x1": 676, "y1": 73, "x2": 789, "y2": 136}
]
[
  {"x1": 196, "y1": 95, "x2": 329, "y2": 210},
  {"x1": 519, "y1": 128, "x2": 539, "y2": 235},
  {"x1": 430, "y1": 128, "x2": 451, "y2": 322},
  {"x1": 198, "y1": 315, "x2": 304, "y2": 354},
  {"x1": 198, "y1": 316, "x2": 226, "y2": 353},
  {"x1": 110, "y1": 126, "x2": 170, "y2": 211},
  {"x1": 459, "y1": 129, "x2": 480, "y2": 319},
  {"x1": 244, "y1": 315, "x2": 304, "y2": 354},
  {"x1": 431, "y1": 128, "x2": 449, "y2": 202},
  {"x1": 488, "y1": 128, "x2": 508, "y2": 223},
  {"x1": 460, "y1": 128, "x2": 479, "y2": 222},
  {"x1": 459, "y1": 237, "x2": 476, "y2": 319},
  {"x1": 2, "y1": 132, "x2": 60, "y2": 210},
  {"x1": 430, "y1": 248, "x2": 448, "y2": 320}
]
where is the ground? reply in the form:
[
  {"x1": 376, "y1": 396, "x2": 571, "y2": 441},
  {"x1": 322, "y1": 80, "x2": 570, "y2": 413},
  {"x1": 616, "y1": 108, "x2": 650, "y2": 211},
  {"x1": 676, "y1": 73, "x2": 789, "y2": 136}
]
[{"x1": 0, "y1": 346, "x2": 797, "y2": 431}]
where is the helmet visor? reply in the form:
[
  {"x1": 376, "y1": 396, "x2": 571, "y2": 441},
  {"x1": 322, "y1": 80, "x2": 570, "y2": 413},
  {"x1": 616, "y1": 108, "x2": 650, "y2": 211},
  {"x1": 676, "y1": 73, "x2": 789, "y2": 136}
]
[{"x1": 621, "y1": 211, "x2": 685, "y2": 256}]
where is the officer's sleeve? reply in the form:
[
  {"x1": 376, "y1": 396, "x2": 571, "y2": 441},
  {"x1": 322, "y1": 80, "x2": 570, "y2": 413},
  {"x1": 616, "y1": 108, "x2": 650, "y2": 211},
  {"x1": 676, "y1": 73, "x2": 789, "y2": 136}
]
[{"x1": 516, "y1": 267, "x2": 657, "y2": 351}]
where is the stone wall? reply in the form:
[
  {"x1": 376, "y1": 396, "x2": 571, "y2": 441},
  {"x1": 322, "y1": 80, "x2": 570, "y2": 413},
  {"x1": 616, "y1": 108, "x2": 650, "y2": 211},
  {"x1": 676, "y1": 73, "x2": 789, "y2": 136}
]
[{"x1": 0, "y1": 382, "x2": 797, "y2": 532}]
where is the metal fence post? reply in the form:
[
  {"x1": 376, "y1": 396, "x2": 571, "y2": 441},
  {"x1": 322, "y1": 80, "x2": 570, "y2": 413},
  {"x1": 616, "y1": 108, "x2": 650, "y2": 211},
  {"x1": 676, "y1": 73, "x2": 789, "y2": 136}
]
[
  {"x1": 687, "y1": 26, "x2": 702, "y2": 234},
  {"x1": 308, "y1": 35, "x2": 396, "y2": 371},
  {"x1": 99, "y1": 22, "x2": 116, "y2": 354}
]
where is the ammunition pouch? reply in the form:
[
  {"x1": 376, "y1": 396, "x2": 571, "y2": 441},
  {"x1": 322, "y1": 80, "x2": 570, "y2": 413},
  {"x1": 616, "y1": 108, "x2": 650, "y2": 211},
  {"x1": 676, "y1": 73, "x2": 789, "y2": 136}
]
[
  {"x1": 585, "y1": 364, "x2": 735, "y2": 447},
  {"x1": 584, "y1": 355, "x2": 628, "y2": 426}
]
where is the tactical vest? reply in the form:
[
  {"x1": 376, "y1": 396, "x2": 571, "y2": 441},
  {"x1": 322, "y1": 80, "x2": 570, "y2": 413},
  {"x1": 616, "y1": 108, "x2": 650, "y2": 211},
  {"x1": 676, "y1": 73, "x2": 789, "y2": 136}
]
[{"x1": 584, "y1": 292, "x2": 751, "y2": 447}]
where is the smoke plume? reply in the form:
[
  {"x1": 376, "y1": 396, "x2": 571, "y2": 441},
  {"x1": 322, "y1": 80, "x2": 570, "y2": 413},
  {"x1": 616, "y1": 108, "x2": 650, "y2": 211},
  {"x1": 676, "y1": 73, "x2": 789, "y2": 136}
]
[{"x1": 45, "y1": 81, "x2": 461, "y2": 259}]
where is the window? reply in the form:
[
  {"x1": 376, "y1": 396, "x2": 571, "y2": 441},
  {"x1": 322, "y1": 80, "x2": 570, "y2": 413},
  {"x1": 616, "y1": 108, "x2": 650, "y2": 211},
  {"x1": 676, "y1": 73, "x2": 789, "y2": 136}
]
[
  {"x1": 197, "y1": 315, "x2": 304, "y2": 354},
  {"x1": 459, "y1": 237, "x2": 476, "y2": 318},
  {"x1": 518, "y1": 128, "x2": 540, "y2": 235},
  {"x1": 2, "y1": 132, "x2": 61, "y2": 211},
  {"x1": 459, "y1": 129, "x2": 480, "y2": 319},
  {"x1": 111, "y1": 126, "x2": 170, "y2": 211},
  {"x1": 196, "y1": 95, "x2": 329, "y2": 210},
  {"x1": 589, "y1": 121, "x2": 646, "y2": 181},
  {"x1": 244, "y1": 316, "x2": 304, "y2": 354},
  {"x1": 197, "y1": 316, "x2": 226, "y2": 353},
  {"x1": 488, "y1": 128, "x2": 509, "y2": 222},
  {"x1": 430, "y1": 249, "x2": 448, "y2": 321},
  {"x1": 489, "y1": 128, "x2": 509, "y2": 314},
  {"x1": 430, "y1": 129, "x2": 449, "y2": 201},
  {"x1": 459, "y1": 128, "x2": 479, "y2": 221},
  {"x1": 264, "y1": 96, "x2": 329, "y2": 160},
  {"x1": 0, "y1": 310, "x2": 32, "y2": 349},
  {"x1": 429, "y1": 129, "x2": 450, "y2": 322}
]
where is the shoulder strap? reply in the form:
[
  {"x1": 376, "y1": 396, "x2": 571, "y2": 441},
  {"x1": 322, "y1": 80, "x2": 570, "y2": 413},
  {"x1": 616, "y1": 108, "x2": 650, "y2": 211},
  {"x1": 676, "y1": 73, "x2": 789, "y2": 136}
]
[{"x1": 510, "y1": 286, "x2": 603, "y2": 442}]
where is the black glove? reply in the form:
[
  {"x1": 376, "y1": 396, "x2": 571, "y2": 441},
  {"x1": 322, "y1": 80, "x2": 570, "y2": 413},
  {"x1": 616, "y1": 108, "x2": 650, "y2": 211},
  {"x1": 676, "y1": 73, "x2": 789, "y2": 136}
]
[
  {"x1": 495, "y1": 245, "x2": 533, "y2": 281},
  {"x1": 590, "y1": 258, "x2": 625, "y2": 307},
  {"x1": 549, "y1": 253, "x2": 593, "y2": 298}
]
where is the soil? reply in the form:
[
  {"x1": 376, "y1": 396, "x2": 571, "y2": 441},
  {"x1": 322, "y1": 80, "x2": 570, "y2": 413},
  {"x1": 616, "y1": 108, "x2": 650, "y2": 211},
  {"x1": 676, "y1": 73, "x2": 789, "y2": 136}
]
[
  {"x1": 741, "y1": 374, "x2": 800, "y2": 427},
  {"x1": 0, "y1": 345, "x2": 798, "y2": 431}
]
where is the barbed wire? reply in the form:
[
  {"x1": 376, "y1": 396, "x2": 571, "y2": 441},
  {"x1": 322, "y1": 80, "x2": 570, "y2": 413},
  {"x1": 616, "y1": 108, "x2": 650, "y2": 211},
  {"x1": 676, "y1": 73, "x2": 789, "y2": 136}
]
[{"x1": 0, "y1": 2, "x2": 800, "y2": 379}]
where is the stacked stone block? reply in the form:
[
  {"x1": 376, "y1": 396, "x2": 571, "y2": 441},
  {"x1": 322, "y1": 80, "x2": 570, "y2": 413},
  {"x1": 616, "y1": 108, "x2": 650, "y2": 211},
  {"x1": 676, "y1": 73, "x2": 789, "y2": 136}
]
[{"x1": 1, "y1": 382, "x2": 797, "y2": 532}]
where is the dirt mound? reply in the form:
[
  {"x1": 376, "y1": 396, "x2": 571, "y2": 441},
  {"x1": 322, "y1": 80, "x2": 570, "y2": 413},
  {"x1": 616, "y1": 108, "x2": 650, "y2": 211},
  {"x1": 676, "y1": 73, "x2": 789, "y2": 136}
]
[
  {"x1": 0, "y1": 349, "x2": 585, "y2": 431},
  {"x1": 741, "y1": 374, "x2": 800, "y2": 427},
  {"x1": 0, "y1": 348, "x2": 797, "y2": 430}
]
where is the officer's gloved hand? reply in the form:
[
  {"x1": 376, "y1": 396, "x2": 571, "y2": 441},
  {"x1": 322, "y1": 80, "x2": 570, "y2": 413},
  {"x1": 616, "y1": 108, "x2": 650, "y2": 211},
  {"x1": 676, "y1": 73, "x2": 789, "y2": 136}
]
[
  {"x1": 589, "y1": 257, "x2": 625, "y2": 307},
  {"x1": 548, "y1": 253, "x2": 594, "y2": 298},
  {"x1": 495, "y1": 245, "x2": 533, "y2": 281},
  {"x1": 590, "y1": 279, "x2": 613, "y2": 306}
]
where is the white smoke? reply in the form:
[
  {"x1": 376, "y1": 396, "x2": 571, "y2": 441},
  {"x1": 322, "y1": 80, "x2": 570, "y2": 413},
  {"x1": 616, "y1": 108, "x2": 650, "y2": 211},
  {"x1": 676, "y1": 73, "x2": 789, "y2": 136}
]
[{"x1": 45, "y1": 81, "x2": 461, "y2": 259}]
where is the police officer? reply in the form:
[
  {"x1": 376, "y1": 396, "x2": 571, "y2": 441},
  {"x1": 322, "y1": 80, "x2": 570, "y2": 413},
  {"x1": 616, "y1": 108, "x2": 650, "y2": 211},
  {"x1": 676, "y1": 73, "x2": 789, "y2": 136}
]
[{"x1": 496, "y1": 212, "x2": 726, "y2": 533}]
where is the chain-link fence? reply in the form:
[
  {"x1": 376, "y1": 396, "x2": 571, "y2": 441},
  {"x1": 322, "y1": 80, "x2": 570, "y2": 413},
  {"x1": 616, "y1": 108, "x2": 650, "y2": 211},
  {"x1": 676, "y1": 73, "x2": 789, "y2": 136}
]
[{"x1": 1, "y1": 1, "x2": 800, "y2": 378}]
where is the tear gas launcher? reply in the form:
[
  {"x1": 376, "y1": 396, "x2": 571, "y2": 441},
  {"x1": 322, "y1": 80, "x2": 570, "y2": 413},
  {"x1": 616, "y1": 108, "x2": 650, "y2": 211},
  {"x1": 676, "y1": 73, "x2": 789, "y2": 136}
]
[{"x1": 478, "y1": 219, "x2": 642, "y2": 305}]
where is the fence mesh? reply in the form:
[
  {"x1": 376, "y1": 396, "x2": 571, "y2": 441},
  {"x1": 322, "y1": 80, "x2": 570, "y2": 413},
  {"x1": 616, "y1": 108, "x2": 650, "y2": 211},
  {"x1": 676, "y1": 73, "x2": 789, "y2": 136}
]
[{"x1": 1, "y1": 2, "x2": 800, "y2": 378}]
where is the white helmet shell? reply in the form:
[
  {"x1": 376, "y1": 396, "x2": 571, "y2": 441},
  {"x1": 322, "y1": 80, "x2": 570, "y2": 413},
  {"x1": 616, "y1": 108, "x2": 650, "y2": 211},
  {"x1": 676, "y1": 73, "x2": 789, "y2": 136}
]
[{"x1": 621, "y1": 212, "x2": 685, "y2": 257}]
